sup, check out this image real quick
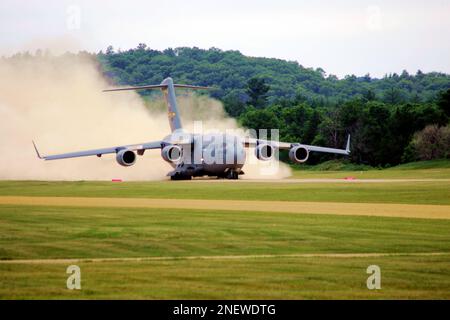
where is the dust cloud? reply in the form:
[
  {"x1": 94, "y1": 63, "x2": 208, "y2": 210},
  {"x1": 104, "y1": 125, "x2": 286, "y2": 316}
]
[
  {"x1": 0, "y1": 53, "x2": 291, "y2": 180},
  {"x1": 0, "y1": 53, "x2": 172, "y2": 180}
]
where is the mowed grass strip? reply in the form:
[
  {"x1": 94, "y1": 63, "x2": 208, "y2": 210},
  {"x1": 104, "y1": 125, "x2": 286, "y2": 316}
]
[
  {"x1": 1, "y1": 205, "x2": 449, "y2": 260},
  {"x1": 1, "y1": 255, "x2": 449, "y2": 299},
  {"x1": 291, "y1": 160, "x2": 450, "y2": 180},
  {"x1": 1, "y1": 196, "x2": 450, "y2": 219},
  {"x1": 0, "y1": 180, "x2": 449, "y2": 205}
]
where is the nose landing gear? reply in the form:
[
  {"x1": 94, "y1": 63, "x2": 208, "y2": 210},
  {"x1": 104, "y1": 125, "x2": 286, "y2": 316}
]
[
  {"x1": 225, "y1": 169, "x2": 239, "y2": 180},
  {"x1": 170, "y1": 173, "x2": 192, "y2": 180}
]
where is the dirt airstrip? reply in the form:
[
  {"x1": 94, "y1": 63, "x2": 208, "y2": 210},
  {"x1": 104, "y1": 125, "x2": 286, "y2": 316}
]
[{"x1": 0, "y1": 196, "x2": 449, "y2": 220}]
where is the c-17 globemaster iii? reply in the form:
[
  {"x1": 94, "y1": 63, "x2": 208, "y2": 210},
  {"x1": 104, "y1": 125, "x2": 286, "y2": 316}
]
[{"x1": 33, "y1": 77, "x2": 350, "y2": 180}]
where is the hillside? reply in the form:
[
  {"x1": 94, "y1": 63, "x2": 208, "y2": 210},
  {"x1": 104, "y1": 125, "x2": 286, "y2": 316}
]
[{"x1": 98, "y1": 45, "x2": 450, "y2": 107}]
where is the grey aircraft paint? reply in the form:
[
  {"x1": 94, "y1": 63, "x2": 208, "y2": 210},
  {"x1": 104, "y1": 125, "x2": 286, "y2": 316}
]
[{"x1": 161, "y1": 77, "x2": 183, "y2": 132}]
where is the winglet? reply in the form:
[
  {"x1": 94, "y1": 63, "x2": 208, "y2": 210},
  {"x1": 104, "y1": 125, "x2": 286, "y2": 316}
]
[
  {"x1": 32, "y1": 140, "x2": 43, "y2": 159},
  {"x1": 345, "y1": 134, "x2": 351, "y2": 154}
]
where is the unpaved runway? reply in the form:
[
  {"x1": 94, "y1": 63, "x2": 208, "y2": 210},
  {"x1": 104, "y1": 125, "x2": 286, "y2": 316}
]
[
  {"x1": 0, "y1": 252, "x2": 448, "y2": 265},
  {"x1": 1, "y1": 196, "x2": 449, "y2": 219}
]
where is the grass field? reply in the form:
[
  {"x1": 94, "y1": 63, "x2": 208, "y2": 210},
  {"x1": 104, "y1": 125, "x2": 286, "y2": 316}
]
[
  {"x1": 292, "y1": 159, "x2": 450, "y2": 179},
  {"x1": 0, "y1": 161, "x2": 449, "y2": 299}
]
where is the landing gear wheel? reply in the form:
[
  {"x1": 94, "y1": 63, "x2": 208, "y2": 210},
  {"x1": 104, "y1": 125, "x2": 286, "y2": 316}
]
[
  {"x1": 170, "y1": 173, "x2": 192, "y2": 180},
  {"x1": 226, "y1": 170, "x2": 239, "y2": 180}
]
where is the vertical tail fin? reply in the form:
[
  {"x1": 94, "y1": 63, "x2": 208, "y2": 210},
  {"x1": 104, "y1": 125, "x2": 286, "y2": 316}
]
[
  {"x1": 103, "y1": 77, "x2": 210, "y2": 133},
  {"x1": 161, "y1": 77, "x2": 182, "y2": 132}
]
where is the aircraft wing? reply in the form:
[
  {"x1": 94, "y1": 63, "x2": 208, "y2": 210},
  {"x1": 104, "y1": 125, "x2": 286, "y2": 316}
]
[
  {"x1": 32, "y1": 140, "x2": 163, "y2": 160},
  {"x1": 244, "y1": 138, "x2": 291, "y2": 149},
  {"x1": 244, "y1": 135, "x2": 351, "y2": 155}
]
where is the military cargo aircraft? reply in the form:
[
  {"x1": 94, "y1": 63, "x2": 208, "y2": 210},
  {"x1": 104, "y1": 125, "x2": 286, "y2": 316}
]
[{"x1": 33, "y1": 77, "x2": 350, "y2": 180}]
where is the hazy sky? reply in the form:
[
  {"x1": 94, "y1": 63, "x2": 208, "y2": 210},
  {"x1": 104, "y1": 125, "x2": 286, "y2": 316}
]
[{"x1": 1, "y1": 0, "x2": 449, "y2": 77}]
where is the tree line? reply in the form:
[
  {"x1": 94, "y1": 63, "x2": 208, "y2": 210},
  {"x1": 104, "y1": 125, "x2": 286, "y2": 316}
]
[
  {"x1": 238, "y1": 89, "x2": 449, "y2": 166},
  {"x1": 98, "y1": 45, "x2": 450, "y2": 108}
]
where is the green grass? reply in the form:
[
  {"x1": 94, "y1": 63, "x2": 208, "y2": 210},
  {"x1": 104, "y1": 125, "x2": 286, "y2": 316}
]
[
  {"x1": 299, "y1": 159, "x2": 450, "y2": 171},
  {"x1": 0, "y1": 165, "x2": 449, "y2": 299},
  {"x1": 392, "y1": 159, "x2": 450, "y2": 169},
  {"x1": 1, "y1": 206, "x2": 449, "y2": 260},
  {"x1": 1, "y1": 180, "x2": 449, "y2": 205},
  {"x1": 0, "y1": 205, "x2": 449, "y2": 299},
  {"x1": 2, "y1": 255, "x2": 449, "y2": 299},
  {"x1": 292, "y1": 159, "x2": 450, "y2": 179}
]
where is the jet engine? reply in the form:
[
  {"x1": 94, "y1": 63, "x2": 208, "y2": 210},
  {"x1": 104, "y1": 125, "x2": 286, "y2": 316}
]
[
  {"x1": 161, "y1": 145, "x2": 183, "y2": 163},
  {"x1": 255, "y1": 144, "x2": 274, "y2": 161},
  {"x1": 289, "y1": 146, "x2": 309, "y2": 163},
  {"x1": 116, "y1": 149, "x2": 136, "y2": 166}
]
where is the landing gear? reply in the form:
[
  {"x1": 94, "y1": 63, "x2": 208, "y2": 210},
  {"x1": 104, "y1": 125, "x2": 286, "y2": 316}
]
[
  {"x1": 170, "y1": 173, "x2": 192, "y2": 180},
  {"x1": 225, "y1": 170, "x2": 239, "y2": 180}
]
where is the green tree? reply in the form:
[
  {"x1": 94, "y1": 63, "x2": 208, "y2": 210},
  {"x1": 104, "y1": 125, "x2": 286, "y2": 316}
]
[
  {"x1": 239, "y1": 107, "x2": 281, "y2": 138},
  {"x1": 437, "y1": 88, "x2": 450, "y2": 119},
  {"x1": 363, "y1": 89, "x2": 376, "y2": 101},
  {"x1": 246, "y1": 78, "x2": 270, "y2": 109},
  {"x1": 408, "y1": 125, "x2": 450, "y2": 160},
  {"x1": 383, "y1": 87, "x2": 403, "y2": 105},
  {"x1": 303, "y1": 109, "x2": 321, "y2": 144},
  {"x1": 223, "y1": 94, "x2": 246, "y2": 117}
]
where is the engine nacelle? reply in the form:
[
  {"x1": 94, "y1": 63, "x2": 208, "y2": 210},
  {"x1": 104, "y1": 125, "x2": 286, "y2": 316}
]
[
  {"x1": 255, "y1": 144, "x2": 274, "y2": 161},
  {"x1": 116, "y1": 149, "x2": 136, "y2": 166},
  {"x1": 289, "y1": 146, "x2": 309, "y2": 163},
  {"x1": 161, "y1": 145, "x2": 183, "y2": 163}
]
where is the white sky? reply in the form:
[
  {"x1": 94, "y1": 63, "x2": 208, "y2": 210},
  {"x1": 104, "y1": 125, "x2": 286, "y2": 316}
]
[{"x1": 1, "y1": 0, "x2": 449, "y2": 78}]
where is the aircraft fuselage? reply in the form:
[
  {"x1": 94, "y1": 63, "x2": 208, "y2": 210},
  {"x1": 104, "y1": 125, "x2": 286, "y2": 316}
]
[{"x1": 162, "y1": 133, "x2": 246, "y2": 180}]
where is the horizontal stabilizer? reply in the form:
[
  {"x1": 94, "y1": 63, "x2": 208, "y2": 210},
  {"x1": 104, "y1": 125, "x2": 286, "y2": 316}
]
[
  {"x1": 173, "y1": 84, "x2": 211, "y2": 90},
  {"x1": 103, "y1": 84, "x2": 168, "y2": 92},
  {"x1": 103, "y1": 84, "x2": 211, "y2": 92}
]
